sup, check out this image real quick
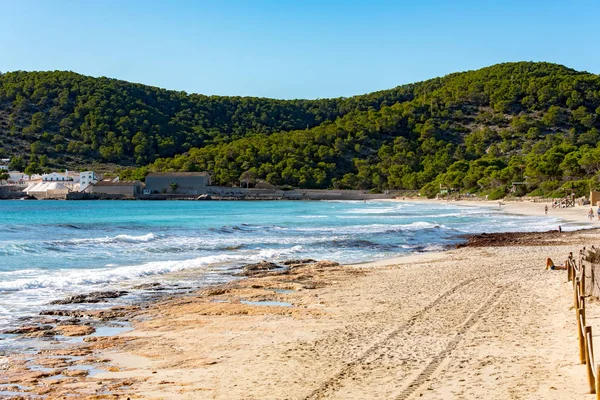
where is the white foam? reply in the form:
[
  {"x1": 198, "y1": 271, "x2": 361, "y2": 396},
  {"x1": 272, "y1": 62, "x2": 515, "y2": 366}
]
[
  {"x1": 0, "y1": 253, "x2": 244, "y2": 292},
  {"x1": 257, "y1": 245, "x2": 303, "y2": 259},
  {"x1": 67, "y1": 233, "x2": 157, "y2": 245},
  {"x1": 345, "y1": 207, "x2": 398, "y2": 214}
]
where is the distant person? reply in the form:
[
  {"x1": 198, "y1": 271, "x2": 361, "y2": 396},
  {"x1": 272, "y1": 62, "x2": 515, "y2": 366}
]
[
  {"x1": 544, "y1": 205, "x2": 548, "y2": 215},
  {"x1": 589, "y1": 208, "x2": 595, "y2": 221},
  {"x1": 558, "y1": 226, "x2": 562, "y2": 233},
  {"x1": 597, "y1": 207, "x2": 600, "y2": 221},
  {"x1": 546, "y1": 257, "x2": 566, "y2": 270}
]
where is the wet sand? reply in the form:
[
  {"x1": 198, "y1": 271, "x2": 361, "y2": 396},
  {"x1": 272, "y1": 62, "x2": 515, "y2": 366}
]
[{"x1": 2, "y1": 200, "x2": 600, "y2": 399}]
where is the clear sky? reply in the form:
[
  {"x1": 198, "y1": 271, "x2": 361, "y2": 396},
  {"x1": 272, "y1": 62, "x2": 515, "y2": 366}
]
[{"x1": 1, "y1": 0, "x2": 599, "y2": 99}]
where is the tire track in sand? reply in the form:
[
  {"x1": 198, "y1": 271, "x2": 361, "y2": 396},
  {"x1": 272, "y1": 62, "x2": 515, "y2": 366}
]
[
  {"x1": 394, "y1": 286, "x2": 505, "y2": 400},
  {"x1": 303, "y1": 276, "x2": 483, "y2": 400}
]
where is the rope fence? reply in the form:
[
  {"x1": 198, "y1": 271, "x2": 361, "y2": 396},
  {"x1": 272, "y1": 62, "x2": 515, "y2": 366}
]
[{"x1": 567, "y1": 249, "x2": 600, "y2": 396}]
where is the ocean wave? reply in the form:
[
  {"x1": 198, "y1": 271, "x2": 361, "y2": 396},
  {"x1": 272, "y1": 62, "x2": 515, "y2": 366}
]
[
  {"x1": 422, "y1": 244, "x2": 449, "y2": 252},
  {"x1": 0, "y1": 253, "x2": 246, "y2": 292},
  {"x1": 294, "y1": 222, "x2": 448, "y2": 235},
  {"x1": 331, "y1": 239, "x2": 396, "y2": 250},
  {"x1": 257, "y1": 245, "x2": 303, "y2": 258},
  {"x1": 63, "y1": 233, "x2": 158, "y2": 245},
  {"x1": 345, "y1": 207, "x2": 398, "y2": 214}
]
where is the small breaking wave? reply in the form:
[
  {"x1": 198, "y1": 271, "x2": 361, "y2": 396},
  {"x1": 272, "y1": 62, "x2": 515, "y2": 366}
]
[
  {"x1": 0, "y1": 253, "x2": 245, "y2": 292},
  {"x1": 60, "y1": 233, "x2": 158, "y2": 246}
]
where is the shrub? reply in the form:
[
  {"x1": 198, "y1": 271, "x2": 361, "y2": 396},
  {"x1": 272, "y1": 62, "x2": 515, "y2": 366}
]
[
  {"x1": 526, "y1": 188, "x2": 544, "y2": 197},
  {"x1": 487, "y1": 187, "x2": 506, "y2": 200}
]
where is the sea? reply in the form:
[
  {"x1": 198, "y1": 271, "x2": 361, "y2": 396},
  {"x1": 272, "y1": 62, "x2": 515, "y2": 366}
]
[{"x1": 0, "y1": 200, "x2": 571, "y2": 352}]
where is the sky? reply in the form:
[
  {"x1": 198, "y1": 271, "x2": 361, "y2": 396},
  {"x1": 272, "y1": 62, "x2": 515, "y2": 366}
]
[{"x1": 1, "y1": 0, "x2": 599, "y2": 99}]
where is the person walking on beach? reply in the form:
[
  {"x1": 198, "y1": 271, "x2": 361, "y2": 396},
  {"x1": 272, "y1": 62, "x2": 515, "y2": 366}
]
[
  {"x1": 597, "y1": 207, "x2": 600, "y2": 221},
  {"x1": 589, "y1": 208, "x2": 594, "y2": 221},
  {"x1": 544, "y1": 205, "x2": 548, "y2": 215}
]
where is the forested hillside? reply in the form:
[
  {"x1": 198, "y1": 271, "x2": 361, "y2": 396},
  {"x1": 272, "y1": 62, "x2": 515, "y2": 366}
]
[
  {"x1": 0, "y1": 71, "x2": 412, "y2": 169},
  {"x1": 2, "y1": 62, "x2": 600, "y2": 197}
]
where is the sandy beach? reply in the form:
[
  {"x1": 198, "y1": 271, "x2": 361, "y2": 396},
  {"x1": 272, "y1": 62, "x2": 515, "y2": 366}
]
[{"x1": 2, "y1": 199, "x2": 600, "y2": 399}]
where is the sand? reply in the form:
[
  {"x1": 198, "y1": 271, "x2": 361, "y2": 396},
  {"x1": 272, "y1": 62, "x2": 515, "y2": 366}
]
[{"x1": 3, "y1": 199, "x2": 600, "y2": 399}]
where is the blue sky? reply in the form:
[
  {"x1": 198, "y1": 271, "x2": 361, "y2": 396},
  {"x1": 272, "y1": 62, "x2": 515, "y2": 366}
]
[{"x1": 1, "y1": 1, "x2": 598, "y2": 99}]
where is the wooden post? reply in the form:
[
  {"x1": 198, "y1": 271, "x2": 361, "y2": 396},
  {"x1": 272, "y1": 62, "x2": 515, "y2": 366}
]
[
  {"x1": 596, "y1": 363, "x2": 600, "y2": 400},
  {"x1": 585, "y1": 326, "x2": 596, "y2": 393},
  {"x1": 582, "y1": 264, "x2": 587, "y2": 295},
  {"x1": 568, "y1": 259, "x2": 572, "y2": 282},
  {"x1": 575, "y1": 279, "x2": 581, "y2": 309},
  {"x1": 579, "y1": 308, "x2": 586, "y2": 364}
]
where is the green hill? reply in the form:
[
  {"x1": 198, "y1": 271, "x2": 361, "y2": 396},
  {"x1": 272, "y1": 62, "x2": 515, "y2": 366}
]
[{"x1": 2, "y1": 62, "x2": 600, "y2": 197}]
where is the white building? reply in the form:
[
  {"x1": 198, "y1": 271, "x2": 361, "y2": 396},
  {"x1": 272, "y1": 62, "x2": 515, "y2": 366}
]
[
  {"x1": 42, "y1": 171, "x2": 80, "y2": 183},
  {"x1": 7, "y1": 172, "x2": 29, "y2": 185},
  {"x1": 0, "y1": 159, "x2": 9, "y2": 171},
  {"x1": 79, "y1": 171, "x2": 98, "y2": 191}
]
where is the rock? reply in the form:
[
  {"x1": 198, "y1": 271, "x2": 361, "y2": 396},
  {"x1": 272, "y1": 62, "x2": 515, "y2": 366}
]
[
  {"x1": 3, "y1": 325, "x2": 54, "y2": 334},
  {"x1": 197, "y1": 194, "x2": 212, "y2": 200},
  {"x1": 62, "y1": 368, "x2": 88, "y2": 377},
  {"x1": 55, "y1": 325, "x2": 96, "y2": 336},
  {"x1": 201, "y1": 287, "x2": 229, "y2": 296},
  {"x1": 49, "y1": 290, "x2": 128, "y2": 305},
  {"x1": 282, "y1": 259, "x2": 316, "y2": 266},
  {"x1": 131, "y1": 282, "x2": 161, "y2": 290},
  {"x1": 311, "y1": 260, "x2": 340, "y2": 268},
  {"x1": 236, "y1": 262, "x2": 281, "y2": 277},
  {"x1": 56, "y1": 318, "x2": 81, "y2": 325},
  {"x1": 41, "y1": 305, "x2": 139, "y2": 319}
]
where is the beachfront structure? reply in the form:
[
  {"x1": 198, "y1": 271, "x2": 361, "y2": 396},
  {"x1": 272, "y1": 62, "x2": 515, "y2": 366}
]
[
  {"x1": 7, "y1": 172, "x2": 29, "y2": 185},
  {"x1": 42, "y1": 171, "x2": 80, "y2": 182},
  {"x1": 144, "y1": 172, "x2": 210, "y2": 195},
  {"x1": 0, "y1": 159, "x2": 9, "y2": 171},
  {"x1": 79, "y1": 171, "x2": 98, "y2": 191},
  {"x1": 22, "y1": 181, "x2": 71, "y2": 199},
  {"x1": 91, "y1": 180, "x2": 144, "y2": 197}
]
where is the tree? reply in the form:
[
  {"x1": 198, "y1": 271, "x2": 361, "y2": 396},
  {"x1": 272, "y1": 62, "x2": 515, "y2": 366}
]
[
  {"x1": 0, "y1": 171, "x2": 9, "y2": 183},
  {"x1": 24, "y1": 162, "x2": 42, "y2": 176},
  {"x1": 8, "y1": 156, "x2": 26, "y2": 171},
  {"x1": 239, "y1": 170, "x2": 256, "y2": 188},
  {"x1": 169, "y1": 182, "x2": 179, "y2": 193}
]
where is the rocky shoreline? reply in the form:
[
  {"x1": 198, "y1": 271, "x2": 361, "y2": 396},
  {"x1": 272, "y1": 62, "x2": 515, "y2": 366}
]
[{"x1": 0, "y1": 258, "x2": 342, "y2": 398}]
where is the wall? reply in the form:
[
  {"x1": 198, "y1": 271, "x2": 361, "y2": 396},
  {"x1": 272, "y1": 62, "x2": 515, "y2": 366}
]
[
  {"x1": 145, "y1": 176, "x2": 208, "y2": 195},
  {"x1": 206, "y1": 187, "x2": 403, "y2": 200},
  {"x1": 0, "y1": 185, "x2": 27, "y2": 199},
  {"x1": 91, "y1": 185, "x2": 139, "y2": 197}
]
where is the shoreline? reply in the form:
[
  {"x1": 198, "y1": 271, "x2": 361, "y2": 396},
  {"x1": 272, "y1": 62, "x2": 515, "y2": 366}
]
[
  {"x1": 3, "y1": 229, "x2": 597, "y2": 398},
  {"x1": 2, "y1": 201, "x2": 600, "y2": 398},
  {"x1": 392, "y1": 197, "x2": 599, "y2": 228}
]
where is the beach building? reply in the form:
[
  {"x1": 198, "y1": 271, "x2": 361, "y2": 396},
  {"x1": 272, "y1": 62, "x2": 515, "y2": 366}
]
[
  {"x1": 0, "y1": 159, "x2": 9, "y2": 170},
  {"x1": 79, "y1": 171, "x2": 98, "y2": 192},
  {"x1": 7, "y1": 172, "x2": 29, "y2": 185},
  {"x1": 42, "y1": 171, "x2": 80, "y2": 182},
  {"x1": 91, "y1": 180, "x2": 144, "y2": 197},
  {"x1": 22, "y1": 181, "x2": 71, "y2": 199},
  {"x1": 144, "y1": 172, "x2": 210, "y2": 195}
]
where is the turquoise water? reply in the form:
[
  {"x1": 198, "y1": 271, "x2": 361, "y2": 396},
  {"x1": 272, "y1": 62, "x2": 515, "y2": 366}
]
[{"x1": 0, "y1": 200, "x2": 563, "y2": 334}]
